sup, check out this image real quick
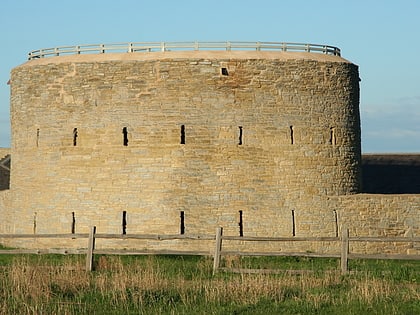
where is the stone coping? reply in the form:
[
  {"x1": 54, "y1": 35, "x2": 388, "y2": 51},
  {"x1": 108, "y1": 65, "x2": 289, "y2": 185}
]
[{"x1": 19, "y1": 50, "x2": 351, "y2": 67}]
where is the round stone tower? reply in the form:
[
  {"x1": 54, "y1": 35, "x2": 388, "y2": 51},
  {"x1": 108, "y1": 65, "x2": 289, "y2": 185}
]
[{"x1": 9, "y1": 42, "x2": 361, "y2": 240}]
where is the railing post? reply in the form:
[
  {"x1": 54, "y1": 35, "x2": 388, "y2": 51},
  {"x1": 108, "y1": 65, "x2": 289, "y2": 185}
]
[
  {"x1": 340, "y1": 227, "x2": 349, "y2": 274},
  {"x1": 213, "y1": 227, "x2": 223, "y2": 275},
  {"x1": 86, "y1": 226, "x2": 96, "y2": 272}
]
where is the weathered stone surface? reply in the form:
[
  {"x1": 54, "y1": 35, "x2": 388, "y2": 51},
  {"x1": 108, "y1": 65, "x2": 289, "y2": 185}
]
[{"x1": 0, "y1": 51, "x2": 418, "y2": 254}]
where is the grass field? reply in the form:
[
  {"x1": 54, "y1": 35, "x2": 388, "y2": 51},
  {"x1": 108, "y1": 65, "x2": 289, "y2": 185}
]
[{"x1": 0, "y1": 253, "x2": 419, "y2": 314}]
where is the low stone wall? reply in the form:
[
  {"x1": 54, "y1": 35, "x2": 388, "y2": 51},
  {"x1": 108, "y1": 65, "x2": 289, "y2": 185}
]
[
  {"x1": 1, "y1": 191, "x2": 418, "y2": 255},
  {"x1": 335, "y1": 194, "x2": 419, "y2": 254},
  {"x1": 0, "y1": 190, "x2": 11, "y2": 236}
]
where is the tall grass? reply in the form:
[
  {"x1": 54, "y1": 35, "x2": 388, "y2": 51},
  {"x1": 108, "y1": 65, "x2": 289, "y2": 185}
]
[{"x1": 0, "y1": 255, "x2": 418, "y2": 314}]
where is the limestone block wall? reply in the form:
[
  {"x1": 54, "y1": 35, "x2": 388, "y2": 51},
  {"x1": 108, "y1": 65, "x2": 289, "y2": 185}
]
[
  {"x1": 8, "y1": 51, "x2": 361, "y2": 243},
  {"x1": 1, "y1": 48, "x2": 417, "y2": 254},
  {"x1": 336, "y1": 194, "x2": 420, "y2": 254},
  {"x1": 0, "y1": 190, "x2": 11, "y2": 234}
]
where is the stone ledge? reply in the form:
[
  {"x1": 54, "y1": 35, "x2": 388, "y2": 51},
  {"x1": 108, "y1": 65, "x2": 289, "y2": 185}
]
[{"x1": 19, "y1": 50, "x2": 351, "y2": 68}]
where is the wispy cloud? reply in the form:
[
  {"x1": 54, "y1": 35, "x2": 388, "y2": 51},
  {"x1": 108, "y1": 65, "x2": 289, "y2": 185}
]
[
  {"x1": 365, "y1": 129, "x2": 420, "y2": 139},
  {"x1": 361, "y1": 97, "x2": 420, "y2": 152}
]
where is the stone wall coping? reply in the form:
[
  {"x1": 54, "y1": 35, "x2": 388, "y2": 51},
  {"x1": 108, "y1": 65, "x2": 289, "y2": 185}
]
[{"x1": 19, "y1": 50, "x2": 350, "y2": 68}]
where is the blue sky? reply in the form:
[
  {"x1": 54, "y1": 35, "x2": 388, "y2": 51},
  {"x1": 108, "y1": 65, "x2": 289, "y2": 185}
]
[{"x1": 0, "y1": 0, "x2": 419, "y2": 153}]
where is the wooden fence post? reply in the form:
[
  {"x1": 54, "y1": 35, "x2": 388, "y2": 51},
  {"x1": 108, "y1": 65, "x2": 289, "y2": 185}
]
[
  {"x1": 86, "y1": 226, "x2": 96, "y2": 272},
  {"x1": 212, "y1": 227, "x2": 223, "y2": 275},
  {"x1": 341, "y1": 227, "x2": 349, "y2": 274}
]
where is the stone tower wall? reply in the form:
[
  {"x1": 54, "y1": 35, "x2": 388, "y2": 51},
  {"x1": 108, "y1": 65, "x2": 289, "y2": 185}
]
[{"x1": 7, "y1": 51, "x2": 363, "y2": 244}]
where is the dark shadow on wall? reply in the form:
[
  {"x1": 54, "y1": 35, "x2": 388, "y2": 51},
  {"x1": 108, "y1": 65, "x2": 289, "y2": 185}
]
[
  {"x1": 0, "y1": 155, "x2": 10, "y2": 191},
  {"x1": 0, "y1": 169, "x2": 10, "y2": 191},
  {"x1": 362, "y1": 154, "x2": 420, "y2": 194}
]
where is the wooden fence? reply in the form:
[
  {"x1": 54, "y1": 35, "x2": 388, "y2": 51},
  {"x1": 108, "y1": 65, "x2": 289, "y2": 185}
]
[
  {"x1": 212, "y1": 227, "x2": 420, "y2": 275},
  {"x1": 0, "y1": 226, "x2": 419, "y2": 274}
]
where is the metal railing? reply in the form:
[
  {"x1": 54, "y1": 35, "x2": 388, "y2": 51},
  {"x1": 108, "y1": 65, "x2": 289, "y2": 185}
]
[{"x1": 28, "y1": 41, "x2": 341, "y2": 60}]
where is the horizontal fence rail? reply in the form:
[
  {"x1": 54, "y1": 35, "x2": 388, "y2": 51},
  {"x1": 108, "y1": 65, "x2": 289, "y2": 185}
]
[
  {"x1": 213, "y1": 227, "x2": 420, "y2": 275},
  {"x1": 28, "y1": 41, "x2": 341, "y2": 60},
  {"x1": 0, "y1": 227, "x2": 418, "y2": 273}
]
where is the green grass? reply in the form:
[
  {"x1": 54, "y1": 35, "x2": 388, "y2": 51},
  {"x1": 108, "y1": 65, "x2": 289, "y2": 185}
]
[
  {"x1": 0, "y1": 254, "x2": 418, "y2": 314},
  {"x1": 224, "y1": 255, "x2": 340, "y2": 271}
]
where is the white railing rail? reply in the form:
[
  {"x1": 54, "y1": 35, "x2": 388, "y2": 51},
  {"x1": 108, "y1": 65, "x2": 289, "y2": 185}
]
[{"x1": 28, "y1": 41, "x2": 341, "y2": 60}]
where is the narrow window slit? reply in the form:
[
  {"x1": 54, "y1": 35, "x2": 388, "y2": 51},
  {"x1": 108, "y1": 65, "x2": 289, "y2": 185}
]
[
  {"x1": 122, "y1": 211, "x2": 127, "y2": 235},
  {"x1": 333, "y1": 210, "x2": 338, "y2": 237},
  {"x1": 33, "y1": 212, "x2": 37, "y2": 234},
  {"x1": 291, "y1": 210, "x2": 296, "y2": 236},
  {"x1": 36, "y1": 128, "x2": 40, "y2": 147},
  {"x1": 180, "y1": 125, "x2": 185, "y2": 144},
  {"x1": 329, "y1": 127, "x2": 336, "y2": 145},
  {"x1": 290, "y1": 126, "x2": 294, "y2": 145},
  {"x1": 238, "y1": 210, "x2": 244, "y2": 237},
  {"x1": 73, "y1": 128, "x2": 78, "y2": 146},
  {"x1": 221, "y1": 67, "x2": 229, "y2": 76},
  {"x1": 180, "y1": 211, "x2": 185, "y2": 234},
  {"x1": 71, "y1": 212, "x2": 76, "y2": 234},
  {"x1": 238, "y1": 126, "x2": 243, "y2": 145},
  {"x1": 122, "y1": 127, "x2": 128, "y2": 146}
]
